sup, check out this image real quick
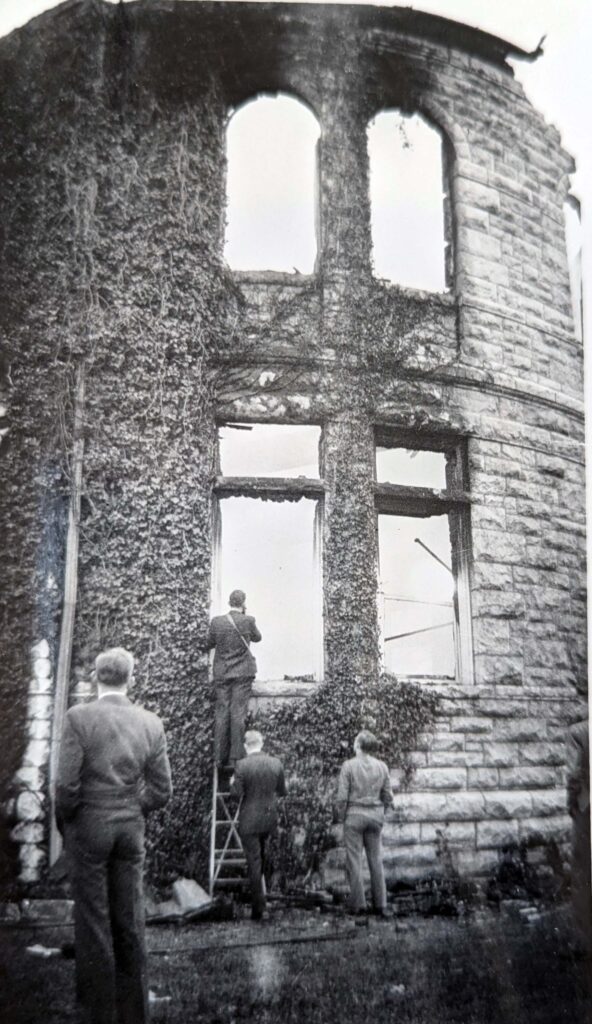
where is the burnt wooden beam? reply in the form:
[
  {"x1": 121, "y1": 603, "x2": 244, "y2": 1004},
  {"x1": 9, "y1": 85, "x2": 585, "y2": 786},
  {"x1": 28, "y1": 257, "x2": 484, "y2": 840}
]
[
  {"x1": 374, "y1": 482, "x2": 472, "y2": 516},
  {"x1": 214, "y1": 475, "x2": 326, "y2": 501}
]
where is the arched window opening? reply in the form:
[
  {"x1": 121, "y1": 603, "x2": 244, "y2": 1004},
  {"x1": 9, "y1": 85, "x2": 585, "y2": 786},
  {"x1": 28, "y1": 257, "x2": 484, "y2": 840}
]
[
  {"x1": 225, "y1": 94, "x2": 320, "y2": 273},
  {"x1": 368, "y1": 111, "x2": 449, "y2": 292},
  {"x1": 564, "y1": 198, "x2": 583, "y2": 342}
]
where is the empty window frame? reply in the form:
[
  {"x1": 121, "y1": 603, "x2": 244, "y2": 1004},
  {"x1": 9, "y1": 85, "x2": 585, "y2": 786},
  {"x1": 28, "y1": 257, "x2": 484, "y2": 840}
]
[
  {"x1": 564, "y1": 197, "x2": 583, "y2": 342},
  {"x1": 375, "y1": 432, "x2": 473, "y2": 682},
  {"x1": 225, "y1": 94, "x2": 321, "y2": 273},
  {"x1": 213, "y1": 424, "x2": 323, "y2": 682},
  {"x1": 368, "y1": 111, "x2": 450, "y2": 292}
]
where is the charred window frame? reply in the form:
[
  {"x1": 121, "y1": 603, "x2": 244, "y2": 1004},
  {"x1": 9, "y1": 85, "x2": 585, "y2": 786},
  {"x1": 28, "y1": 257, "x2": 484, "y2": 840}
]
[
  {"x1": 374, "y1": 429, "x2": 474, "y2": 683},
  {"x1": 212, "y1": 423, "x2": 324, "y2": 683}
]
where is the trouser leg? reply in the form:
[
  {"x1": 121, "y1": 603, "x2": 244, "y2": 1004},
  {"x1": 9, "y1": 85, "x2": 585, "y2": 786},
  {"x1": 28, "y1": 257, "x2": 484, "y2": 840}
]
[
  {"x1": 229, "y1": 677, "x2": 253, "y2": 762},
  {"x1": 363, "y1": 821, "x2": 387, "y2": 911},
  {"x1": 571, "y1": 811, "x2": 592, "y2": 953},
  {"x1": 109, "y1": 819, "x2": 148, "y2": 1024},
  {"x1": 67, "y1": 826, "x2": 117, "y2": 1024},
  {"x1": 343, "y1": 817, "x2": 366, "y2": 912},
  {"x1": 214, "y1": 681, "x2": 232, "y2": 765},
  {"x1": 241, "y1": 831, "x2": 267, "y2": 917}
]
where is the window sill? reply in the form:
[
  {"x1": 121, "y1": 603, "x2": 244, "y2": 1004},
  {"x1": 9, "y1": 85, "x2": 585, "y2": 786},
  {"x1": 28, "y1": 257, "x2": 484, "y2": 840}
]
[
  {"x1": 230, "y1": 270, "x2": 316, "y2": 288},
  {"x1": 252, "y1": 679, "x2": 317, "y2": 698}
]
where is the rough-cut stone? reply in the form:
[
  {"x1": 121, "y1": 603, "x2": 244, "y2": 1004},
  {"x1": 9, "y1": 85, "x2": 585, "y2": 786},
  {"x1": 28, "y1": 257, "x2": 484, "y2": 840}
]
[
  {"x1": 11, "y1": 821, "x2": 45, "y2": 844},
  {"x1": 15, "y1": 790, "x2": 45, "y2": 822},
  {"x1": 476, "y1": 820, "x2": 519, "y2": 849},
  {"x1": 412, "y1": 768, "x2": 467, "y2": 790}
]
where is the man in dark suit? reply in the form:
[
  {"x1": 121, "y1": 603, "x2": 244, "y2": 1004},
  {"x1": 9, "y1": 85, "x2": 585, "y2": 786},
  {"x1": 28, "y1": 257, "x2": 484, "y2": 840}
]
[
  {"x1": 207, "y1": 589, "x2": 262, "y2": 767},
  {"x1": 56, "y1": 647, "x2": 172, "y2": 1024},
  {"x1": 231, "y1": 730, "x2": 286, "y2": 921}
]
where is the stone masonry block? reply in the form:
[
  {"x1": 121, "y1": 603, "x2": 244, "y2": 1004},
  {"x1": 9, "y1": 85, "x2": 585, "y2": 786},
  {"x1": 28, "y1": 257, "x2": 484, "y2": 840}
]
[
  {"x1": 520, "y1": 743, "x2": 564, "y2": 767},
  {"x1": 412, "y1": 768, "x2": 467, "y2": 790},
  {"x1": 518, "y1": 815, "x2": 571, "y2": 844},
  {"x1": 498, "y1": 767, "x2": 559, "y2": 789},
  {"x1": 430, "y1": 734, "x2": 465, "y2": 752},
  {"x1": 14, "y1": 766, "x2": 43, "y2": 791},
  {"x1": 477, "y1": 820, "x2": 519, "y2": 849},
  {"x1": 452, "y1": 717, "x2": 493, "y2": 735},
  {"x1": 530, "y1": 790, "x2": 567, "y2": 818},
  {"x1": 420, "y1": 821, "x2": 476, "y2": 845},
  {"x1": 494, "y1": 719, "x2": 546, "y2": 743},
  {"x1": 428, "y1": 751, "x2": 485, "y2": 769},
  {"x1": 27, "y1": 718, "x2": 51, "y2": 740},
  {"x1": 468, "y1": 768, "x2": 499, "y2": 789},
  {"x1": 27, "y1": 695, "x2": 53, "y2": 721},
  {"x1": 482, "y1": 743, "x2": 519, "y2": 767},
  {"x1": 22, "y1": 739, "x2": 50, "y2": 769},
  {"x1": 382, "y1": 823, "x2": 421, "y2": 847},
  {"x1": 10, "y1": 821, "x2": 44, "y2": 844},
  {"x1": 397, "y1": 791, "x2": 487, "y2": 823},
  {"x1": 15, "y1": 790, "x2": 45, "y2": 822},
  {"x1": 482, "y1": 791, "x2": 533, "y2": 819}
]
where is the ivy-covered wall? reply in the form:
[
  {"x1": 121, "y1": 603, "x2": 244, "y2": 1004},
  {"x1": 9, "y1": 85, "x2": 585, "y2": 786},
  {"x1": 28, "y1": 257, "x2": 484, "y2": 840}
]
[{"x1": 0, "y1": 1, "x2": 586, "y2": 893}]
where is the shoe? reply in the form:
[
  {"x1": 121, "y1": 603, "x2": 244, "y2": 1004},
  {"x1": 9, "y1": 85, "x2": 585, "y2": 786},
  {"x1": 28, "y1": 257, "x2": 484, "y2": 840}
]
[
  {"x1": 375, "y1": 907, "x2": 394, "y2": 919},
  {"x1": 252, "y1": 911, "x2": 270, "y2": 923},
  {"x1": 347, "y1": 908, "x2": 367, "y2": 917}
]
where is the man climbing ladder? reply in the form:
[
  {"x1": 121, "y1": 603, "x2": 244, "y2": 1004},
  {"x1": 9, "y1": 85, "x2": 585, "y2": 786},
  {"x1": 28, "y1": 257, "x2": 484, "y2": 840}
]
[{"x1": 206, "y1": 589, "x2": 262, "y2": 768}]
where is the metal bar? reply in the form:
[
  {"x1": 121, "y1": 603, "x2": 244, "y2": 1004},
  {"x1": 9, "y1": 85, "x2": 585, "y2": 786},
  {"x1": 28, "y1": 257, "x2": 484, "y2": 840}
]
[
  {"x1": 384, "y1": 621, "x2": 454, "y2": 643},
  {"x1": 414, "y1": 537, "x2": 452, "y2": 574}
]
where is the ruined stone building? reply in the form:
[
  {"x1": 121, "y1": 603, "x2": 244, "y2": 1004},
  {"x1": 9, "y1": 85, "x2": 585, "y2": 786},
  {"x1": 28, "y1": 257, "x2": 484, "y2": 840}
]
[{"x1": 0, "y1": 0, "x2": 586, "y2": 893}]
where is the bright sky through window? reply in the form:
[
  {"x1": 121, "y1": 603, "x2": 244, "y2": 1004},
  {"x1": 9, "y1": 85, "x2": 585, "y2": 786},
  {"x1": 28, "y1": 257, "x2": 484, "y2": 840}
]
[
  {"x1": 218, "y1": 424, "x2": 320, "y2": 478},
  {"x1": 368, "y1": 111, "x2": 447, "y2": 291},
  {"x1": 225, "y1": 94, "x2": 320, "y2": 273}
]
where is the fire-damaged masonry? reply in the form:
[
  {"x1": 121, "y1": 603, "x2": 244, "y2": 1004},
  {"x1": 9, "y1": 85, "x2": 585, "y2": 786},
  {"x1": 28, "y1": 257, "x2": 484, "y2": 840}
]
[{"x1": 0, "y1": 0, "x2": 586, "y2": 895}]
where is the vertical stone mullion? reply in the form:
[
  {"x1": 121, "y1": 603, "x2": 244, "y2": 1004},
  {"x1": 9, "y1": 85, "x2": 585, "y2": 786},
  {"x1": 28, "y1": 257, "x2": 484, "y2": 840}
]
[{"x1": 322, "y1": 411, "x2": 379, "y2": 684}]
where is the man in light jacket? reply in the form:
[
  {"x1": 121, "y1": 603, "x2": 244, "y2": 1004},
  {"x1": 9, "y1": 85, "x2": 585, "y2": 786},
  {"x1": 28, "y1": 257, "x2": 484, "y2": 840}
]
[
  {"x1": 56, "y1": 647, "x2": 172, "y2": 1024},
  {"x1": 336, "y1": 730, "x2": 394, "y2": 917}
]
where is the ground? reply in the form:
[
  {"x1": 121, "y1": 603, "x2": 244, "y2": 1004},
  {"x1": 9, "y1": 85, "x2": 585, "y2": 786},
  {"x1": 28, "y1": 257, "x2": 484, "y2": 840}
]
[{"x1": 1, "y1": 902, "x2": 590, "y2": 1023}]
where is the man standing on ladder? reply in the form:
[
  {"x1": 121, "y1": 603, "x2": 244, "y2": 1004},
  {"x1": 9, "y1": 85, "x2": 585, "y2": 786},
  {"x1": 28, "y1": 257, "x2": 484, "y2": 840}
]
[{"x1": 207, "y1": 589, "x2": 262, "y2": 769}]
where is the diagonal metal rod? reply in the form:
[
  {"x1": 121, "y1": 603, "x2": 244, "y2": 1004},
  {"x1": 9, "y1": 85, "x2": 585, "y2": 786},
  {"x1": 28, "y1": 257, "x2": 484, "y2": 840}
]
[
  {"x1": 384, "y1": 621, "x2": 454, "y2": 643},
  {"x1": 414, "y1": 537, "x2": 452, "y2": 575}
]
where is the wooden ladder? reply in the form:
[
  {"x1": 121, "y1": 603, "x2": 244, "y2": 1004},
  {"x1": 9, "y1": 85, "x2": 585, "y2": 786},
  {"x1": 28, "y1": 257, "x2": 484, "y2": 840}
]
[{"x1": 209, "y1": 766, "x2": 247, "y2": 895}]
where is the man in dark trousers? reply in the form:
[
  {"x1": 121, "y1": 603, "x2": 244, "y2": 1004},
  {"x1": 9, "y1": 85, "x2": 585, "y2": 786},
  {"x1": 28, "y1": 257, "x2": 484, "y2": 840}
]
[
  {"x1": 207, "y1": 589, "x2": 262, "y2": 767},
  {"x1": 56, "y1": 647, "x2": 172, "y2": 1024},
  {"x1": 231, "y1": 729, "x2": 286, "y2": 921},
  {"x1": 566, "y1": 711, "x2": 591, "y2": 958}
]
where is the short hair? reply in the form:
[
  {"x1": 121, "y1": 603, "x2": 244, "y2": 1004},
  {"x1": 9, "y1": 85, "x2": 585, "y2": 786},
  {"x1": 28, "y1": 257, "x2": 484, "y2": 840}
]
[
  {"x1": 244, "y1": 729, "x2": 263, "y2": 750},
  {"x1": 95, "y1": 648, "x2": 134, "y2": 688},
  {"x1": 355, "y1": 730, "x2": 379, "y2": 754},
  {"x1": 229, "y1": 589, "x2": 246, "y2": 608}
]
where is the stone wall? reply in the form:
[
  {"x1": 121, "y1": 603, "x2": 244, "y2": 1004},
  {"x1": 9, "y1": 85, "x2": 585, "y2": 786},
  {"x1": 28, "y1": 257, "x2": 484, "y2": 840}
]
[{"x1": 0, "y1": 1, "x2": 585, "y2": 890}]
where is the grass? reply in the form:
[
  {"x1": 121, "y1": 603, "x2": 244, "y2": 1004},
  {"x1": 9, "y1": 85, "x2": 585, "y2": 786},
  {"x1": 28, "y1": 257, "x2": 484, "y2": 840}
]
[{"x1": 1, "y1": 904, "x2": 591, "y2": 1024}]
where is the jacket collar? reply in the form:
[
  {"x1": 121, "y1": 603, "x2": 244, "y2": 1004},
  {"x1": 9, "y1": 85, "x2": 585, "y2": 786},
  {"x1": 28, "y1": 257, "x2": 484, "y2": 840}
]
[{"x1": 98, "y1": 692, "x2": 131, "y2": 705}]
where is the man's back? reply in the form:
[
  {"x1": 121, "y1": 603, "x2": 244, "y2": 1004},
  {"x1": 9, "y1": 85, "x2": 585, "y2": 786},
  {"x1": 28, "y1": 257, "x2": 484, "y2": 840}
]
[
  {"x1": 56, "y1": 693, "x2": 172, "y2": 822},
  {"x1": 232, "y1": 751, "x2": 286, "y2": 834},
  {"x1": 207, "y1": 611, "x2": 261, "y2": 680}
]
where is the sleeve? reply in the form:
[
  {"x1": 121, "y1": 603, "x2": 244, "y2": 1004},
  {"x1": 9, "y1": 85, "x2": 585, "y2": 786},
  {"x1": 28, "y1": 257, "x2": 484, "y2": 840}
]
[
  {"x1": 55, "y1": 712, "x2": 84, "y2": 825},
  {"x1": 140, "y1": 724, "x2": 173, "y2": 813},
  {"x1": 276, "y1": 763, "x2": 287, "y2": 797},
  {"x1": 334, "y1": 763, "x2": 350, "y2": 824},
  {"x1": 379, "y1": 763, "x2": 394, "y2": 811},
  {"x1": 249, "y1": 618, "x2": 262, "y2": 643},
  {"x1": 205, "y1": 621, "x2": 217, "y2": 651}
]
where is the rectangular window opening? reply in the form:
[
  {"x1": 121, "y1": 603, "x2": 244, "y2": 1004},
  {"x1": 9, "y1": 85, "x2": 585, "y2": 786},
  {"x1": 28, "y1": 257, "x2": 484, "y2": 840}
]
[
  {"x1": 375, "y1": 434, "x2": 473, "y2": 683},
  {"x1": 218, "y1": 423, "x2": 321, "y2": 479},
  {"x1": 213, "y1": 496, "x2": 322, "y2": 683}
]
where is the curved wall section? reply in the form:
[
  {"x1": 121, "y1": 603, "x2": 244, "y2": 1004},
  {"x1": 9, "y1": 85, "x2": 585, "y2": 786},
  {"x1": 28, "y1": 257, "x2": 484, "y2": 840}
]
[{"x1": 0, "y1": 0, "x2": 585, "y2": 891}]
